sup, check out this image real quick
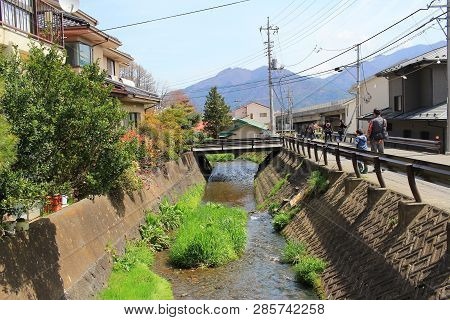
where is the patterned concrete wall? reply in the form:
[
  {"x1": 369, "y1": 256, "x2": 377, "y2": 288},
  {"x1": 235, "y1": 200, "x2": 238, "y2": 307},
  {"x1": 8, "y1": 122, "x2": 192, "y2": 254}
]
[
  {"x1": 255, "y1": 150, "x2": 449, "y2": 300},
  {"x1": 0, "y1": 152, "x2": 205, "y2": 300}
]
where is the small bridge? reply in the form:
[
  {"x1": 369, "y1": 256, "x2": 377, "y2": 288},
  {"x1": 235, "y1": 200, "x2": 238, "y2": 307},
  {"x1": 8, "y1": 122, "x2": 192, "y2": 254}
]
[{"x1": 192, "y1": 138, "x2": 283, "y2": 155}]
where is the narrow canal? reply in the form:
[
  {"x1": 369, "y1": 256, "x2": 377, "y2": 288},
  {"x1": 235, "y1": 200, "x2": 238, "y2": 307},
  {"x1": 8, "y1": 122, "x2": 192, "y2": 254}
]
[{"x1": 153, "y1": 160, "x2": 316, "y2": 300}]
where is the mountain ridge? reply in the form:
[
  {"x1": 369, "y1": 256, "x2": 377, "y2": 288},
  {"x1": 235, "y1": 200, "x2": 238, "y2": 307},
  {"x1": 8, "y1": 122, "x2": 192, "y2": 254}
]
[{"x1": 182, "y1": 41, "x2": 446, "y2": 112}]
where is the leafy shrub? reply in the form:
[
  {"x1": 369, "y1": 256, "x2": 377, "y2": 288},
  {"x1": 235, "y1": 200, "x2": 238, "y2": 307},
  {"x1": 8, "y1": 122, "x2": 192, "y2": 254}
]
[
  {"x1": 169, "y1": 204, "x2": 247, "y2": 268},
  {"x1": 306, "y1": 171, "x2": 329, "y2": 196},
  {"x1": 158, "y1": 199, "x2": 183, "y2": 231},
  {"x1": 281, "y1": 241, "x2": 308, "y2": 264},
  {"x1": 0, "y1": 114, "x2": 17, "y2": 172},
  {"x1": 140, "y1": 214, "x2": 170, "y2": 251},
  {"x1": 273, "y1": 213, "x2": 291, "y2": 232},
  {"x1": 293, "y1": 256, "x2": 327, "y2": 288},
  {"x1": 0, "y1": 45, "x2": 136, "y2": 200}
]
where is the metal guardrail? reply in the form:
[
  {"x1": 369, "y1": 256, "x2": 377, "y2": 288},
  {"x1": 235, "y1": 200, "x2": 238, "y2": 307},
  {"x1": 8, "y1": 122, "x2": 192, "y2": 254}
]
[
  {"x1": 282, "y1": 136, "x2": 450, "y2": 203},
  {"x1": 193, "y1": 138, "x2": 283, "y2": 151}
]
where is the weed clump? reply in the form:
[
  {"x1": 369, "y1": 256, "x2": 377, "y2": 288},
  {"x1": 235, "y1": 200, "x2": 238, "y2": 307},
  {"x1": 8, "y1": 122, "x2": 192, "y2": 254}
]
[
  {"x1": 281, "y1": 241, "x2": 308, "y2": 264},
  {"x1": 306, "y1": 171, "x2": 329, "y2": 197},
  {"x1": 169, "y1": 203, "x2": 247, "y2": 268},
  {"x1": 273, "y1": 213, "x2": 291, "y2": 232},
  {"x1": 293, "y1": 256, "x2": 327, "y2": 288},
  {"x1": 99, "y1": 241, "x2": 173, "y2": 300}
]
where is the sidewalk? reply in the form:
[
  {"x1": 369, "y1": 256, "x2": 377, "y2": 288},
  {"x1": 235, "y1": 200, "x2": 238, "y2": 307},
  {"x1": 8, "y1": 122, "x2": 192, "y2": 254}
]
[
  {"x1": 334, "y1": 140, "x2": 450, "y2": 165},
  {"x1": 321, "y1": 150, "x2": 450, "y2": 213}
]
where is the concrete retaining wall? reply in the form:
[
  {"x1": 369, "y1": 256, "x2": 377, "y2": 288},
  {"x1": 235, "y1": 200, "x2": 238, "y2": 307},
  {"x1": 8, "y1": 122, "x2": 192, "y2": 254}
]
[
  {"x1": 0, "y1": 152, "x2": 205, "y2": 300},
  {"x1": 255, "y1": 150, "x2": 449, "y2": 300}
]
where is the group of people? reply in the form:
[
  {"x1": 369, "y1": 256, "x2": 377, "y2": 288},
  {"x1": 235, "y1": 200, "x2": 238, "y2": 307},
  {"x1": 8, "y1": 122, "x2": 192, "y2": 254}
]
[
  {"x1": 304, "y1": 119, "x2": 347, "y2": 142},
  {"x1": 301, "y1": 109, "x2": 388, "y2": 174}
]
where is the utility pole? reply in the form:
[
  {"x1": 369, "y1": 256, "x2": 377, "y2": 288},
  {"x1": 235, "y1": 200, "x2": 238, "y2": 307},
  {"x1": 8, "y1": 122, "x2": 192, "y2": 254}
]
[
  {"x1": 261, "y1": 17, "x2": 279, "y2": 136},
  {"x1": 288, "y1": 87, "x2": 294, "y2": 134},
  {"x1": 356, "y1": 44, "x2": 361, "y2": 131}
]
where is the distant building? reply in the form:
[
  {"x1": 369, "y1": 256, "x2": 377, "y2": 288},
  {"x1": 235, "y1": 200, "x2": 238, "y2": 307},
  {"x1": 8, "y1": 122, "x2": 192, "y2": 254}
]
[
  {"x1": 276, "y1": 99, "x2": 357, "y2": 135},
  {"x1": 350, "y1": 76, "x2": 389, "y2": 132},
  {"x1": 219, "y1": 118, "x2": 270, "y2": 139},
  {"x1": 233, "y1": 102, "x2": 270, "y2": 126},
  {"x1": 360, "y1": 46, "x2": 448, "y2": 151}
]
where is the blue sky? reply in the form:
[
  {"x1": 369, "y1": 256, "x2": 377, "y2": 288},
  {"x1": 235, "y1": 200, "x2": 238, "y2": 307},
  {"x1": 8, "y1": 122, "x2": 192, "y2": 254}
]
[{"x1": 80, "y1": 0, "x2": 446, "y2": 90}]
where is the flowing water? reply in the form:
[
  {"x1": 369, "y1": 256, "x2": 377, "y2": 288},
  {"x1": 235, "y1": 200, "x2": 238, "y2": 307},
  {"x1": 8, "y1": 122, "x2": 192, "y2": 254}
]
[{"x1": 153, "y1": 160, "x2": 316, "y2": 300}]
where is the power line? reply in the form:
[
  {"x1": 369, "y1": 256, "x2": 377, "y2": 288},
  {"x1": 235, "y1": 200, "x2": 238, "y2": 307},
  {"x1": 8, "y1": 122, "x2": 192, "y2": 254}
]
[{"x1": 101, "y1": 0, "x2": 252, "y2": 32}]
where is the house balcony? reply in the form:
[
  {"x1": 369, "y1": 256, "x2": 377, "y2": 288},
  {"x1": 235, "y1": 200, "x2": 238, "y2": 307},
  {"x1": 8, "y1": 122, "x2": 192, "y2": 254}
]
[{"x1": 0, "y1": 0, "x2": 64, "y2": 47}]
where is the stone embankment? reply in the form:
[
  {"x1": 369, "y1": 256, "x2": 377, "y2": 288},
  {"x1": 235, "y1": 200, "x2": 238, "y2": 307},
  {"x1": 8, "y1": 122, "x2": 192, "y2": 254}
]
[
  {"x1": 255, "y1": 150, "x2": 449, "y2": 299},
  {"x1": 0, "y1": 153, "x2": 205, "y2": 300}
]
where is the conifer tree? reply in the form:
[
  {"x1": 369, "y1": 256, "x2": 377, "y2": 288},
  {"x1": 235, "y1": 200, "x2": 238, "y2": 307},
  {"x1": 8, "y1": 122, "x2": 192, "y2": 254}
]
[{"x1": 203, "y1": 87, "x2": 232, "y2": 138}]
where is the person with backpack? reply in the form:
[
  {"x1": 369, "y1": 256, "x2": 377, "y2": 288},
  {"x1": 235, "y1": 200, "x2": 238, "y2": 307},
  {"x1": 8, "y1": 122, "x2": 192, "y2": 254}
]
[
  {"x1": 368, "y1": 109, "x2": 388, "y2": 153},
  {"x1": 324, "y1": 121, "x2": 333, "y2": 143},
  {"x1": 355, "y1": 129, "x2": 369, "y2": 174}
]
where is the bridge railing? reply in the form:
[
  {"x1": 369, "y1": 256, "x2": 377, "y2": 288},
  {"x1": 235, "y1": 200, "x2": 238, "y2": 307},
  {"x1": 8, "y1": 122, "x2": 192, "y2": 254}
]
[
  {"x1": 193, "y1": 137, "x2": 283, "y2": 151},
  {"x1": 282, "y1": 136, "x2": 450, "y2": 203}
]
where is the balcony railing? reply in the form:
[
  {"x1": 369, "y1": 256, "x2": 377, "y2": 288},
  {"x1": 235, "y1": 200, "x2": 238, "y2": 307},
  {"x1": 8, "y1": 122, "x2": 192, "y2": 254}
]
[{"x1": 0, "y1": 0, "x2": 64, "y2": 46}]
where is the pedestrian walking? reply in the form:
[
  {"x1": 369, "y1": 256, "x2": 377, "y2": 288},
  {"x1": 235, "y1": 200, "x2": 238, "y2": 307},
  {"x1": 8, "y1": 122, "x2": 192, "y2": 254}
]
[
  {"x1": 306, "y1": 123, "x2": 315, "y2": 141},
  {"x1": 324, "y1": 121, "x2": 333, "y2": 143},
  {"x1": 337, "y1": 120, "x2": 347, "y2": 142},
  {"x1": 355, "y1": 129, "x2": 369, "y2": 174},
  {"x1": 368, "y1": 109, "x2": 388, "y2": 153}
]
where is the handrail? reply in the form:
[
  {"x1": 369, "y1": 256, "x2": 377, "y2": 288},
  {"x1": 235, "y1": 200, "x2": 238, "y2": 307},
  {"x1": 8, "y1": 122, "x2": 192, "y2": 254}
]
[
  {"x1": 282, "y1": 136, "x2": 450, "y2": 203},
  {"x1": 192, "y1": 137, "x2": 283, "y2": 152}
]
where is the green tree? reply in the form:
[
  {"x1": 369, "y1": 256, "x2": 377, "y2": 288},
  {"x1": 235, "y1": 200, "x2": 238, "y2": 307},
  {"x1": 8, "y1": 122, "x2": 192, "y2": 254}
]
[
  {"x1": 203, "y1": 87, "x2": 232, "y2": 138},
  {"x1": 0, "y1": 45, "x2": 134, "y2": 200},
  {"x1": 0, "y1": 114, "x2": 17, "y2": 172}
]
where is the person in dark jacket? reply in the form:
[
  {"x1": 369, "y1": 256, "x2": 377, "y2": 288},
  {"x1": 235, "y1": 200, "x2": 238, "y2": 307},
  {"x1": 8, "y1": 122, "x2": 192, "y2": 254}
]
[
  {"x1": 324, "y1": 121, "x2": 333, "y2": 143},
  {"x1": 337, "y1": 120, "x2": 347, "y2": 142},
  {"x1": 368, "y1": 109, "x2": 388, "y2": 153}
]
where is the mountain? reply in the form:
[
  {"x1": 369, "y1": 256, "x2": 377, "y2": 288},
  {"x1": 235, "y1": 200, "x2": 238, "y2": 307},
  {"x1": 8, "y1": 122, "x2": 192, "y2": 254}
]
[{"x1": 183, "y1": 41, "x2": 446, "y2": 112}]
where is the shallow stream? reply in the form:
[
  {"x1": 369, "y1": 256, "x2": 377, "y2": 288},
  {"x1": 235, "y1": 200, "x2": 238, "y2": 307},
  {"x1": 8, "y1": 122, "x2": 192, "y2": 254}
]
[{"x1": 153, "y1": 160, "x2": 316, "y2": 299}]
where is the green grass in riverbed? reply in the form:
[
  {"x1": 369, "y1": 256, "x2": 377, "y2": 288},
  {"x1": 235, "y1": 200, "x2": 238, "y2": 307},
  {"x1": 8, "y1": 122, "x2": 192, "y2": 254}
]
[
  {"x1": 170, "y1": 203, "x2": 247, "y2": 268},
  {"x1": 99, "y1": 241, "x2": 173, "y2": 300}
]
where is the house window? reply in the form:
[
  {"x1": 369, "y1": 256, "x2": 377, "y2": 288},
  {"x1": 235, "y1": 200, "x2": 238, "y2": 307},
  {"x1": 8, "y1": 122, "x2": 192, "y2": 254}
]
[
  {"x1": 127, "y1": 112, "x2": 140, "y2": 129},
  {"x1": 394, "y1": 95, "x2": 403, "y2": 112},
  {"x1": 250, "y1": 113, "x2": 254, "y2": 119},
  {"x1": 107, "y1": 58, "x2": 116, "y2": 76},
  {"x1": 65, "y1": 42, "x2": 93, "y2": 67},
  {"x1": 0, "y1": 0, "x2": 32, "y2": 33},
  {"x1": 260, "y1": 113, "x2": 267, "y2": 118},
  {"x1": 420, "y1": 131, "x2": 430, "y2": 140},
  {"x1": 403, "y1": 129, "x2": 412, "y2": 138}
]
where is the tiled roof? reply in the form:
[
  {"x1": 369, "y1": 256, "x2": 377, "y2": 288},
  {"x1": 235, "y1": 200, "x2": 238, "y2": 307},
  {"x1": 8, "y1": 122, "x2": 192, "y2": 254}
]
[
  {"x1": 359, "y1": 103, "x2": 447, "y2": 121},
  {"x1": 62, "y1": 14, "x2": 89, "y2": 28},
  {"x1": 377, "y1": 46, "x2": 447, "y2": 76},
  {"x1": 106, "y1": 78, "x2": 160, "y2": 101}
]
